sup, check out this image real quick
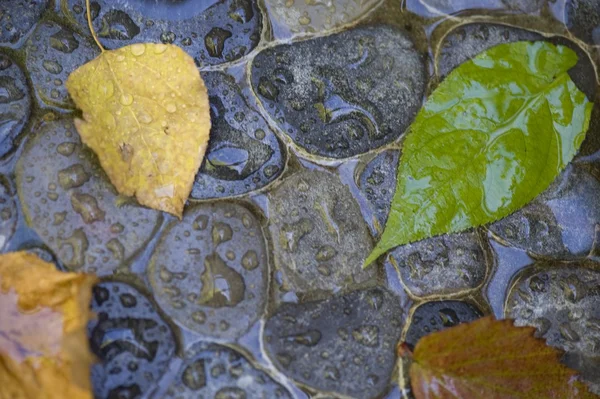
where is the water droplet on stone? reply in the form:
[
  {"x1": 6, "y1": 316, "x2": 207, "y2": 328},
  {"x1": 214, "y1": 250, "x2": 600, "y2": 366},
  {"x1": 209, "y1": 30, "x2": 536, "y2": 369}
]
[
  {"x1": 204, "y1": 28, "x2": 232, "y2": 58},
  {"x1": 57, "y1": 142, "x2": 75, "y2": 156},
  {"x1": 212, "y1": 222, "x2": 233, "y2": 245},
  {"x1": 182, "y1": 360, "x2": 206, "y2": 390},
  {"x1": 71, "y1": 193, "x2": 105, "y2": 224},
  {"x1": 58, "y1": 164, "x2": 90, "y2": 189},
  {"x1": 42, "y1": 60, "x2": 62, "y2": 74},
  {"x1": 241, "y1": 250, "x2": 259, "y2": 270}
]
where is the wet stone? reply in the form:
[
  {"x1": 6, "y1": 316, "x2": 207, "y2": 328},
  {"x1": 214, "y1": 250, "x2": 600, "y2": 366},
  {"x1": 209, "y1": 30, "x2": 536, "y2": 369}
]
[
  {"x1": 0, "y1": 0, "x2": 47, "y2": 47},
  {"x1": 148, "y1": 202, "x2": 268, "y2": 340},
  {"x1": 164, "y1": 342, "x2": 292, "y2": 398},
  {"x1": 404, "y1": 300, "x2": 483, "y2": 347},
  {"x1": 268, "y1": 170, "x2": 375, "y2": 298},
  {"x1": 264, "y1": 288, "x2": 406, "y2": 398},
  {"x1": 490, "y1": 165, "x2": 600, "y2": 258},
  {"x1": 264, "y1": 0, "x2": 381, "y2": 37},
  {"x1": 25, "y1": 21, "x2": 98, "y2": 111},
  {"x1": 89, "y1": 282, "x2": 176, "y2": 399},
  {"x1": 565, "y1": 0, "x2": 600, "y2": 46},
  {"x1": 0, "y1": 175, "x2": 16, "y2": 251},
  {"x1": 505, "y1": 263, "x2": 600, "y2": 393},
  {"x1": 62, "y1": 0, "x2": 262, "y2": 67},
  {"x1": 192, "y1": 72, "x2": 285, "y2": 199},
  {"x1": 19, "y1": 245, "x2": 61, "y2": 269},
  {"x1": 251, "y1": 25, "x2": 426, "y2": 159},
  {"x1": 406, "y1": 0, "x2": 548, "y2": 18},
  {"x1": 0, "y1": 53, "x2": 31, "y2": 157},
  {"x1": 15, "y1": 119, "x2": 161, "y2": 275}
]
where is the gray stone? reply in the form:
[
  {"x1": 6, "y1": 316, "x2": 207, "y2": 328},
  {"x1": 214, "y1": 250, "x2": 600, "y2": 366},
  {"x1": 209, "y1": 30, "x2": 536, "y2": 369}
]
[
  {"x1": 89, "y1": 282, "x2": 176, "y2": 399},
  {"x1": 263, "y1": 288, "x2": 407, "y2": 398},
  {"x1": 251, "y1": 25, "x2": 426, "y2": 159},
  {"x1": 406, "y1": 0, "x2": 547, "y2": 18},
  {"x1": 0, "y1": 0, "x2": 47, "y2": 47},
  {"x1": 505, "y1": 262, "x2": 600, "y2": 394},
  {"x1": 148, "y1": 202, "x2": 269, "y2": 341},
  {"x1": 164, "y1": 342, "x2": 292, "y2": 398},
  {"x1": 192, "y1": 71, "x2": 286, "y2": 199},
  {"x1": 25, "y1": 21, "x2": 99, "y2": 111},
  {"x1": 0, "y1": 53, "x2": 31, "y2": 157},
  {"x1": 565, "y1": 0, "x2": 600, "y2": 45},
  {"x1": 61, "y1": 0, "x2": 262, "y2": 67},
  {"x1": 15, "y1": 119, "x2": 161, "y2": 275},
  {"x1": 0, "y1": 175, "x2": 16, "y2": 251},
  {"x1": 268, "y1": 170, "x2": 376, "y2": 298}
]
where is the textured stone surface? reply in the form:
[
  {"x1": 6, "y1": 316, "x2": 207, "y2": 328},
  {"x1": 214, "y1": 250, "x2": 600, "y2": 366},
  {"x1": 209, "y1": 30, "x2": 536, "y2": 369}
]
[
  {"x1": 0, "y1": 0, "x2": 47, "y2": 47},
  {"x1": 89, "y1": 282, "x2": 176, "y2": 399},
  {"x1": 264, "y1": 0, "x2": 381, "y2": 37},
  {"x1": 164, "y1": 342, "x2": 292, "y2": 398},
  {"x1": 0, "y1": 175, "x2": 16, "y2": 252},
  {"x1": 251, "y1": 25, "x2": 425, "y2": 159},
  {"x1": 404, "y1": 300, "x2": 484, "y2": 347},
  {"x1": 62, "y1": 0, "x2": 262, "y2": 67},
  {"x1": 490, "y1": 166, "x2": 600, "y2": 258},
  {"x1": 0, "y1": 53, "x2": 31, "y2": 157},
  {"x1": 192, "y1": 71, "x2": 285, "y2": 199},
  {"x1": 25, "y1": 21, "x2": 99, "y2": 111},
  {"x1": 505, "y1": 263, "x2": 600, "y2": 394},
  {"x1": 565, "y1": 0, "x2": 600, "y2": 45},
  {"x1": 16, "y1": 119, "x2": 161, "y2": 275},
  {"x1": 268, "y1": 170, "x2": 376, "y2": 298},
  {"x1": 264, "y1": 288, "x2": 406, "y2": 398},
  {"x1": 406, "y1": 0, "x2": 547, "y2": 17},
  {"x1": 148, "y1": 202, "x2": 268, "y2": 340}
]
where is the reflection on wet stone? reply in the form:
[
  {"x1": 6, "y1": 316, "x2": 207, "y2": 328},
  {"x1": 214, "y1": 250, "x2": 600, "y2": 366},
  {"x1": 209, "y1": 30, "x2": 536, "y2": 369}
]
[
  {"x1": 565, "y1": 0, "x2": 600, "y2": 45},
  {"x1": 0, "y1": 176, "x2": 16, "y2": 251},
  {"x1": 263, "y1": 288, "x2": 406, "y2": 398},
  {"x1": 506, "y1": 263, "x2": 600, "y2": 394},
  {"x1": 406, "y1": 0, "x2": 547, "y2": 18},
  {"x1": 490, "y1": 166, "x2": 600, "y2": 258},
  {"x1": 404, "y1": 300, "x2": 483, "y2": 347},
  {"x1": 268, "y1": 170, "x2": 375, "y2": 298},
  {"x1": 16, "y1": 120, "x2": 161, "y2": 275},
  {"x1": 0, "y1": 54, "x2": 31, "y2": 158},
  {"x1": 62, "y1": 0, "x2": 262, "y2": 67},
  {"x1": 25, "y1": 22, "x2": 99, "y2": 111},
  {"x1": 192, "y1": 72, "x2": 285, "y2": 199},
  {"x1": 251, "y1": 25, "x2": 426, "y2": 159},
  {"x1": 89, "y1": 282, "x2": 176, "y2": 399},
  {"x1": 0, "y1": 0, "x2": 47, "y2": 47},
  {"x1": 164, "y1": 342, "x2": 292, "y2": 398},
  {"x1": 148, "y1": 202, "x2": 268, "y2": 340}
]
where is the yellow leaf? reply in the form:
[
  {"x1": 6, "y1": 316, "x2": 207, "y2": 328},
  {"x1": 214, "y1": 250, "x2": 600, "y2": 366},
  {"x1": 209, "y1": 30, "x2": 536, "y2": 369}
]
[
  {"x1": 66, "y1": 43, "x2": 211, "y2": 217},
  {"x1": 0, "y1": 252, "x2": 97, "y2": 399}
]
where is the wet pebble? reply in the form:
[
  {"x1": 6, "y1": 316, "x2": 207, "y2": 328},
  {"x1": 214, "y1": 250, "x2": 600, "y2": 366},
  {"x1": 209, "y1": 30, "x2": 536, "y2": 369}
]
[
  {"x1": 505, "y1": 262, "x2": 600, "y2": 393},
  {"x1": 192, "y1": 72, "x2": 285, "y2": 199},
  {"x1": 268, "y1": 170, "x2": 376, "y2": 298},
  {"x1": 565, "y1": 0, "x2": 600, "y2": 46},
  {"x1": 89, "y1": 282, "x2": 176, "y2": 399},
  {"x1": 164, "y1": 342, "x2": 292, "y2": 398},
  {"x1": 0, "y1": 0, "x2": 47, "y2": 47},
  {"x1": 25, "y1": 21, "x2": 99, "y2": 111},
  {"x1": 62, "y1": 0, "x2": 262, "y2": 67},
  {"x1": 16, "y1": 119, "x2": 161, "y2": 275},
  {"x1": 407, "y1": 0, "x2": 548, "y2": 18},
  {"x1": 0, "y1": 53, "x2": 31, "y2": 157},
  {"x1": 263, "y1": 288, "x2": 407, "y2": 398},
  {"x1": 148, "y1": 202, "x2": 268, "y2": 341},
  {"x1": 251, "y1": 25, "x2": 426, "y2": 159},
  {"x1": 404, "y1": 300, "x2": 484, "y2": 347},
  {"x1": 0, "y1": 175, "x2": 16, "y2": 251}
]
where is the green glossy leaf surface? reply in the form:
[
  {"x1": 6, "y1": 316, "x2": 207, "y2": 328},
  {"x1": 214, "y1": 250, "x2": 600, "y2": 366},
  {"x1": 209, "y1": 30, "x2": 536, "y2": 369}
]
[{"x1": 365, "y1": 41, "x2": 592, "y2": 266}]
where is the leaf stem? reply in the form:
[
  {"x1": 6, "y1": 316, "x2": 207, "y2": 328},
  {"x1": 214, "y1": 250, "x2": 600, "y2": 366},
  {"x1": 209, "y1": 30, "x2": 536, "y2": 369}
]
[{"x1": 86, "y1": 0, "x2": 104, "y2": 52}]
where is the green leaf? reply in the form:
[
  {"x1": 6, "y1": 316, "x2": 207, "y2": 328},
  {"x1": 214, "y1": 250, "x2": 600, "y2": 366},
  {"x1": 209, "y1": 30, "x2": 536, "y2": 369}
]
[{"x1": 365, "y1": 41, "x2": 592, "y2": 267}]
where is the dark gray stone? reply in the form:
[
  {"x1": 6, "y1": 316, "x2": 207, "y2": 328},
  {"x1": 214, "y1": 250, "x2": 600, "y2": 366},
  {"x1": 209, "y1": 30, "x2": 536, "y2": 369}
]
[
  {"x1": 264, "y1": 288, "x2": 406, "y2": 398},
  {"x1": 192, "y1": 71, "x2": 285, "y2": 199},
  {"x1": 404, "y1": 300, "x2": 483, "y2": 347},
  {"x1": 0, "y1": 53, "x2": 31, "y2": 157},
  {"x1": 148, "y1": 202, "x2": 268, "y2": 340},
  {"x1": 268, "y1": 170, "x2": 376, "y2": 298},
  {"x1": 505, "y1": 262, "x2": 600, "y2": 394},
  {"x1": 251, "y1": 25, "x2": 426, "y2": 159},
  {"x1": 15, "y1": 119, "x2": 161, "y2": 275},
  {"x1": 25, "y1": 21, "x2": 99, "y2": 111},
  {"x1": 164, "y1": 342, "x2": 292, "y2": 398},
  {"x1": 565, "y1": 0, "x2": 600, "y2": 45},
  {"x1": 62, "y1": 0, "x2": 262, "y2": 67},
  {"x1": 89, "y1": 282, "x2": 176, "y2": 399},
  {"x1": 0, "y1": 0, "x2": 47, "y2": 47}
]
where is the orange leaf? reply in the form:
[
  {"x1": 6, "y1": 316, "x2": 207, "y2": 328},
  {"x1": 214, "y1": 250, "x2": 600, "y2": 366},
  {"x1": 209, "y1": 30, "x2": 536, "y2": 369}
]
[
  {"x1": 407, "y1": 317, "x2": 595, "y2": 399},
  {"x1": 0, "y1": 252, "x2": 97, "y2": 399}
]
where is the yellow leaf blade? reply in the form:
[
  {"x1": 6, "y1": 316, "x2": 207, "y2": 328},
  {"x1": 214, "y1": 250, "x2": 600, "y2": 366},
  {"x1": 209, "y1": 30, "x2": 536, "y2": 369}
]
[
  {"x1": 0, "y1": 252, "x2": 97, "y2": 399},
  {"x1": 410, "y1": 317, "x2": 595, "y2": 399},
  {"x1": 66, "y1": 43, "x2": 211, "y2": 217}
]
